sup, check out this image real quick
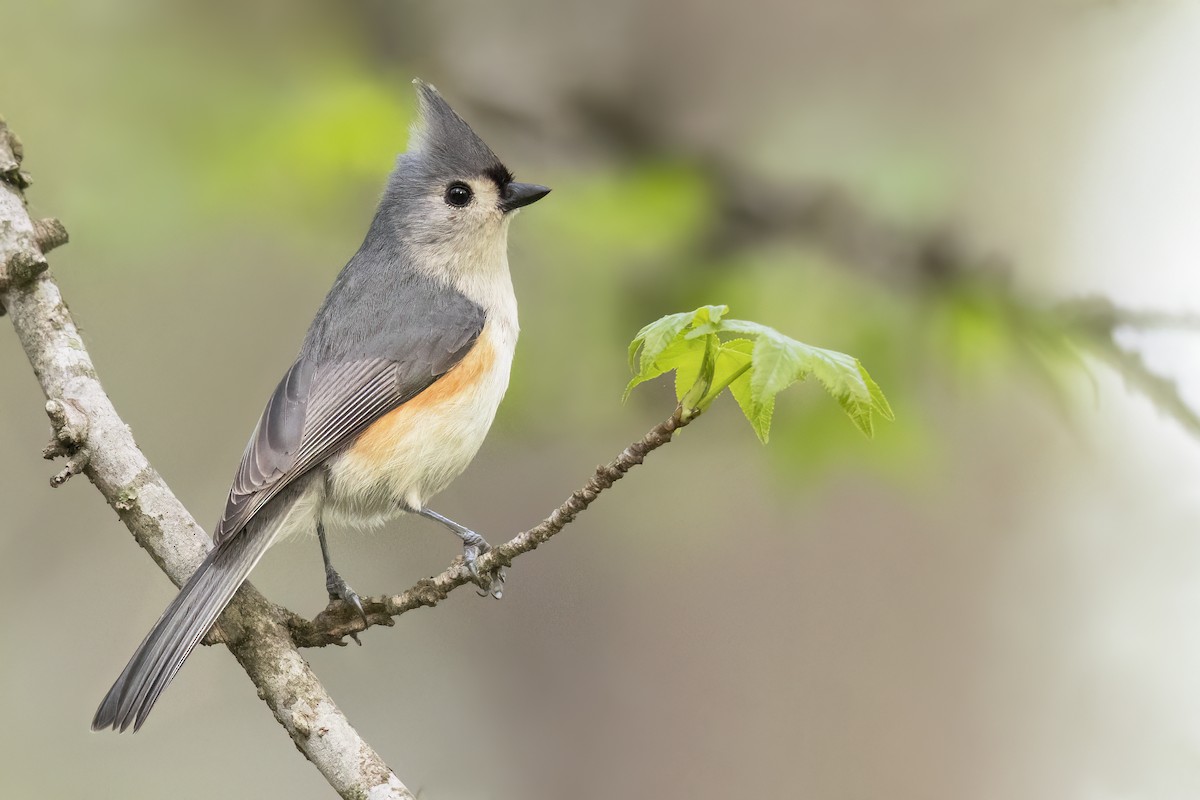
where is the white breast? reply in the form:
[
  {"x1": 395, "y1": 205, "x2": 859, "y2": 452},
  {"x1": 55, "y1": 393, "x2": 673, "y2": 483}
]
[{"x1": 323, "y1": 271, "x2": 518, "y2": 528}]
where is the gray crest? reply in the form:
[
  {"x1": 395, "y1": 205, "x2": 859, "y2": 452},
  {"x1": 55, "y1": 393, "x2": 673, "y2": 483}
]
[{"x1": 408, "y1": 79, "x2": 510, "y2": 182}]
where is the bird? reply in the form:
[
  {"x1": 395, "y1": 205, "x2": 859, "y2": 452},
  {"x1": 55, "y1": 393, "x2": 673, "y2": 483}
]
[{"x1": 92, "y1": 79, "x2": 550, "y2": 733}]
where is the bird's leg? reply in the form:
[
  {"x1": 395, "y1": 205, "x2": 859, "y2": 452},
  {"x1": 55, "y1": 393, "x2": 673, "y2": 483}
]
[
  {"x1": 419, "y1": 508, "x2": 505, "y2": 598},
  {"x1": 318, "y1": 521, "x2": 367, "y2": 625}
]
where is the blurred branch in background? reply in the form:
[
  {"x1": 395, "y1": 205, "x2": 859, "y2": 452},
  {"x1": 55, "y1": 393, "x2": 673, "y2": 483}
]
[
  {"x1": 1060, "y1": 297, "x2": 1200, "y2": 436},
  {"x1": 558, "y1": 89, "x2": 1200, "y2": 449}
]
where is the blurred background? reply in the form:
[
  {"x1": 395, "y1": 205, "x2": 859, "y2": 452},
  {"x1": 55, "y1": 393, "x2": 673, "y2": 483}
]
[{"x1": 4, "y1": 0, "x2": 1200, "y2": 798}]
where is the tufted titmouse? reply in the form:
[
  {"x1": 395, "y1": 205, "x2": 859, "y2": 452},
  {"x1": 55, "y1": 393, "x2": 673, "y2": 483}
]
[{"x1": 92, "y1": 80, "x2": 549, "y2": 733}]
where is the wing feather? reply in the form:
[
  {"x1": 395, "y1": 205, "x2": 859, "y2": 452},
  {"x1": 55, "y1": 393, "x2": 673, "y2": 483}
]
[{"x1": 213, "y1": 313, "x2": 483, "y2": 545}]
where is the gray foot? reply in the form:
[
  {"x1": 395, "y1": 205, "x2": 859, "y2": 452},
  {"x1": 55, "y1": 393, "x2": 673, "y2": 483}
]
[
  {"x1": 464, "y1": 538, "x2": 506, "y2": 599},
  {"x1": 420, "y1": 508, "x2": 507, "y2": 599},
  {"x1": 326, "y1": 567, "x2": 367, "y2": 625}
]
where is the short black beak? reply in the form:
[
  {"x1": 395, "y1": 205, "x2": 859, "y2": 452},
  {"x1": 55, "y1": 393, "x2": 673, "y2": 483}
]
[{"x1": 500, "y1": 182, "x2": 551, "y2": 212}]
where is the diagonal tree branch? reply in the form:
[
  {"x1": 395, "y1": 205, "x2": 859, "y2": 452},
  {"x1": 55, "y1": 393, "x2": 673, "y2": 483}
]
[{"x1": 1, "y1": 116, "x2": 413, "y2": 800}]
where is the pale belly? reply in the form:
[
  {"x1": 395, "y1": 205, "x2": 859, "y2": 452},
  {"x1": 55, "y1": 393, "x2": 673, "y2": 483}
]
[{"x1": 322, "y1": 323, "x2": 513, "y2": 528}]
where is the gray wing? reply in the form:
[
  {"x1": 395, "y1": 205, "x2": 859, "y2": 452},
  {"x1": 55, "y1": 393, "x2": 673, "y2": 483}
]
[{"x1": 213, "y1": 315, "x2": 482, "y2": 545}]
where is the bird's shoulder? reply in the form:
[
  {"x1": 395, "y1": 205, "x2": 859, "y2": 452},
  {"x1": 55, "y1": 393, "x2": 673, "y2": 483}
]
[{"x1": 303, "y1": 251, "x2": 487, "y2": 366}]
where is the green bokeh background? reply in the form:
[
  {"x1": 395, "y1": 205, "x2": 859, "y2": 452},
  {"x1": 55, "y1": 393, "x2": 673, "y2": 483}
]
[{"x1": 4, "y1": 2, "x2": 1200, "y2": 799}]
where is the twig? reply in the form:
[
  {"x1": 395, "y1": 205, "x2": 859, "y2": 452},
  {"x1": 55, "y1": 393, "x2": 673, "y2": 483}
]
[{"x1": 288, "y1": 409, "x2": 693, "y2": 646}]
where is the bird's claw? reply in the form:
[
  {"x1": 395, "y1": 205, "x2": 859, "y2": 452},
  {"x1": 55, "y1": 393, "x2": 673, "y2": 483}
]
[
  {"x1": 478, "y1": 566, "x2": 506, "y2": 599},
  {"x1": 326, "y1": 569, "x2": 368, "y2": 627},
  {"x1": 464, "y1": 543, "x2": 483, "y2": 579},
  {"x1": 463, "y1": 541, "x2": 505, "y2": 599}
]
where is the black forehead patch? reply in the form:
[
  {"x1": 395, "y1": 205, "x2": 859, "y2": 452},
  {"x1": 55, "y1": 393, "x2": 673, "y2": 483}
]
[{"x1": 484, "y1": 163, "x2": 515, "y2": 188}]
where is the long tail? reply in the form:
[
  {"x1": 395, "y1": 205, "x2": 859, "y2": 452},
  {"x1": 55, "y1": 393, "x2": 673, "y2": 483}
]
[{"x1": 92, "y1": 508, "x2": 289, "y2": 733}]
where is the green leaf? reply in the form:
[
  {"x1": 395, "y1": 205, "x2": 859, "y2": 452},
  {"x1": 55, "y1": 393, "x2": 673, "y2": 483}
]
[
  {"x1": 680, "y1": 333, "x2": 719, "y2": 414},
  {"x1": 740, "y1": 324, "x2": 892, "y2": 439},
  {"x1": 625, "y1": 306, "x2": 893, "y2": 442},
  {"x1": 670, "y1": 336, "x2": 752, "y2": 404},
  {"x1": 748, "y1": 333, "x2": 809, "y2": 405},
  {"x1": 713, "y1": 339, "x2": 770, "y2": 441},
  {"x1": 704, "y1": 318, "x2": 775, "y2": 338},
  {"x1": 672, "y1": 338, "x2": 705, "y2": 402},
  {"x1": 625, "y1": 305, "x2": 729, "y2": 401},
  {"x1": 729, "y1": 370, "x2": 775, "y2": 443},
  {"x1": 708, "y1": 339, "x2": 754, "y2": 395},
  {"x1": 628, "y1": 310, "x2": 692, "y2": 372},
  {"x1": 627, "y1": 305, "x2": 728, "y2": 372},
  {"x1": 861, "y1": 365, "x2": 895, "y2": 422}
]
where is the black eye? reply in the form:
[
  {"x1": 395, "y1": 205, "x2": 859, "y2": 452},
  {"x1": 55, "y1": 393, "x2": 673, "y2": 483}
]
[{"x1": 445, "y1": 182, "x2": 473, "y2": 207}]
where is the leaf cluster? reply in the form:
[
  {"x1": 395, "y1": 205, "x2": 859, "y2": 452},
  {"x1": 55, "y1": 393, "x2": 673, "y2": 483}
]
[{"x1": 627, "y1": 305, "x2": 894, "y2": 442}]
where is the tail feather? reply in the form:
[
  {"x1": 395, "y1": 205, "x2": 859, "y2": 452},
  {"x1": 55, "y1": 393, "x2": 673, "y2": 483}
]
[{"x1": 92, "y1": 515, "x2": 282, "y2": 733}]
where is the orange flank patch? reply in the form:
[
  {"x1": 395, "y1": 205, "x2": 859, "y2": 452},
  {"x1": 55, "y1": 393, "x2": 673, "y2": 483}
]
[{"x1": 348, "y1": 328, "x2": 496, "y2": 464}]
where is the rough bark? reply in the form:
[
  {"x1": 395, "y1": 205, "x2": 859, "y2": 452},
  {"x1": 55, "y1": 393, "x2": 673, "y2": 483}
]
[{"x1": 1, "y1": 116, "x2": 415, "y2": 800}]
